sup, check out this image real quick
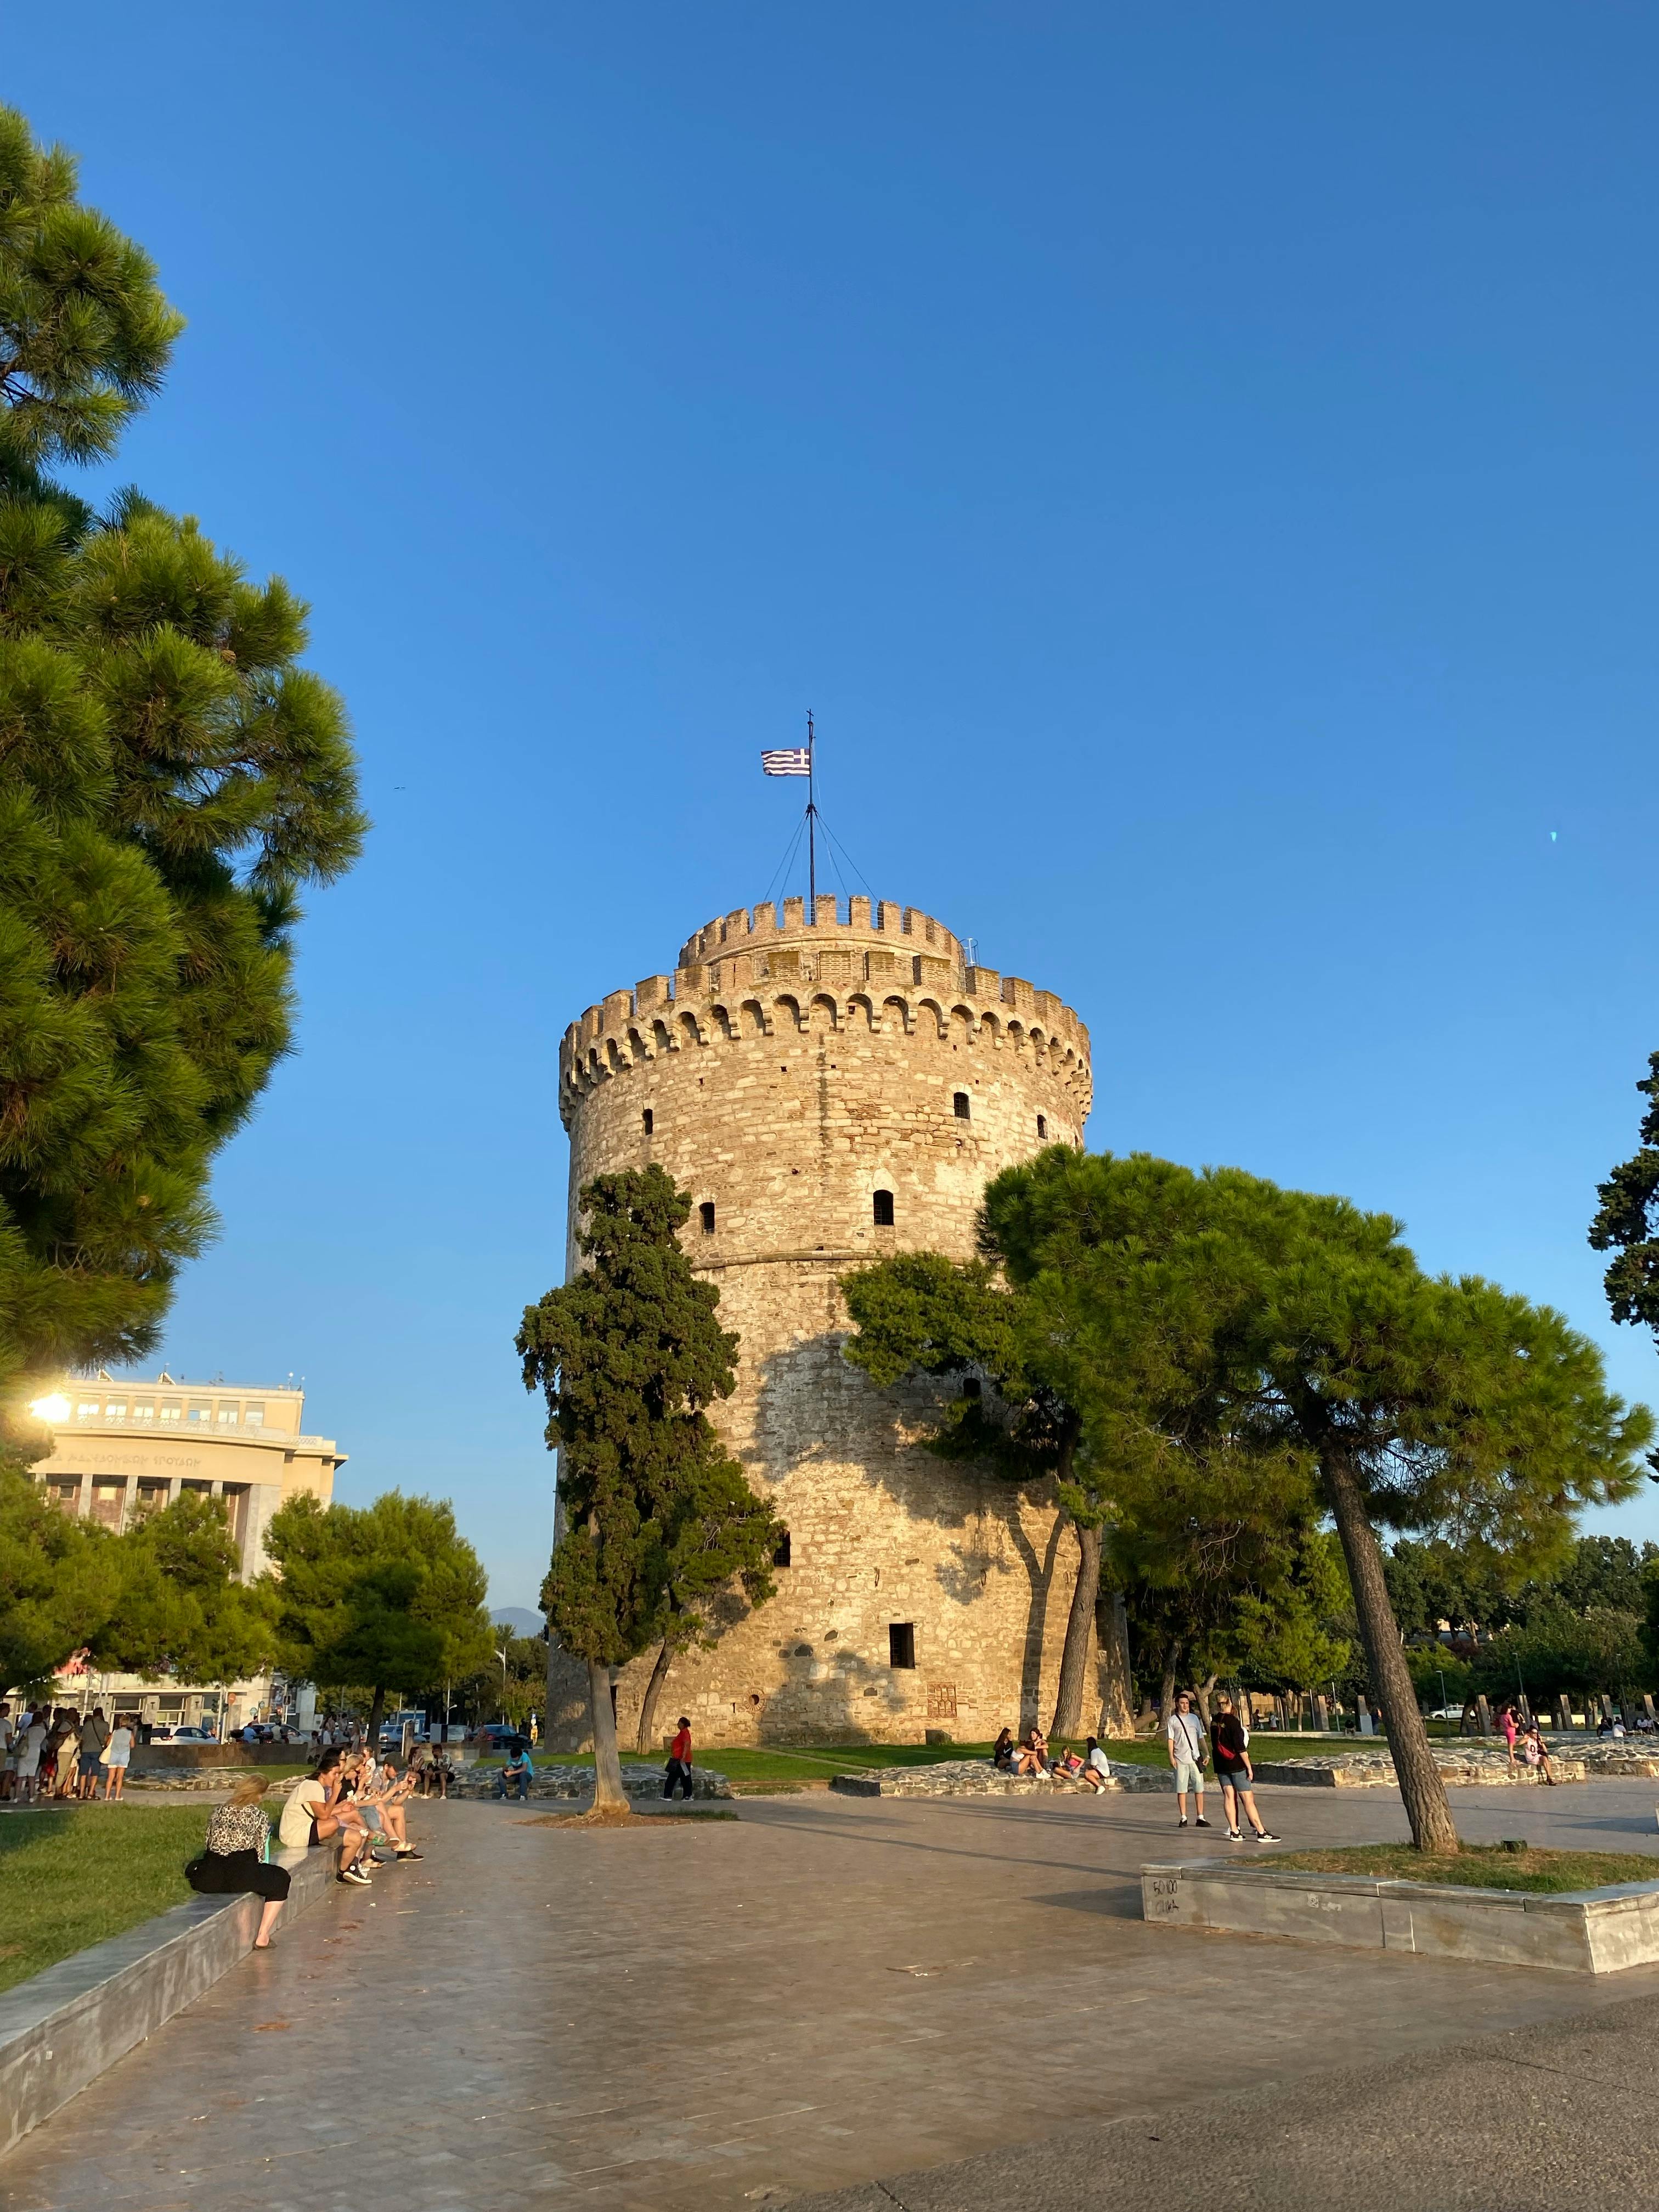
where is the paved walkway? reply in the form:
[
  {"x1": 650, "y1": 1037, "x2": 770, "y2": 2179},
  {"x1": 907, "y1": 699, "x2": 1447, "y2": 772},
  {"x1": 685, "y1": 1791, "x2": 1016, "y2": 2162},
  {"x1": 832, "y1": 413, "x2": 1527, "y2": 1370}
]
[{"x1": 5, "y1": 1780, "x2": 1659, "y2": 2211}]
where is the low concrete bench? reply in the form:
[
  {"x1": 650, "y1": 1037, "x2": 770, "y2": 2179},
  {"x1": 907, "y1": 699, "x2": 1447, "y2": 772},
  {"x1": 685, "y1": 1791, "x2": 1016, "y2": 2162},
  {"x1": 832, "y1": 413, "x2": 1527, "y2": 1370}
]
[
  {"x1": 0, "y1": 1842, "x2": 334, "y2": 2158},
  {"x1": 1142, "y1": 1857, "x2": 1659, "y2": 1973}
]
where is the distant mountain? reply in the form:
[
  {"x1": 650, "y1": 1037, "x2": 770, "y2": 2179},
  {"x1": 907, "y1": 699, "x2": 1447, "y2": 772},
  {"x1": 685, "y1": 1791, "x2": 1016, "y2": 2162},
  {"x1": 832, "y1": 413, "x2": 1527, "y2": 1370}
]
[{"x1": 490, "y1": 1606, "x2": 546, "y2": 1638}]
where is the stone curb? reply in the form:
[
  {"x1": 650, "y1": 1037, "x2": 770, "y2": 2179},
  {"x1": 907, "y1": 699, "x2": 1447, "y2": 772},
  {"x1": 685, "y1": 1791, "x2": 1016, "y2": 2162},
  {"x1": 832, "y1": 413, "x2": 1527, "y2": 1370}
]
[{"x1": 0, "y1": 1842, "x2": 332, "y2": 2160}]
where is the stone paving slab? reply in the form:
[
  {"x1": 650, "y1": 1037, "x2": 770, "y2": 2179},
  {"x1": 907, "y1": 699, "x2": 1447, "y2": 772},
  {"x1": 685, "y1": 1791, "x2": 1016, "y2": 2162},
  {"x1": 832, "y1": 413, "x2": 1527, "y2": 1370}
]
[{"x1": 5, "y1": 1782, "x2": 1659, "y2": 2209}]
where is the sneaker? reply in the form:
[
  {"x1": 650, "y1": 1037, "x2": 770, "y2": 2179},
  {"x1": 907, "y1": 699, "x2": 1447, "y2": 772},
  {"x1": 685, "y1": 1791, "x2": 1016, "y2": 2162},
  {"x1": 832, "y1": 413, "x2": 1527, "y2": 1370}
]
[
  {"x1": 1227, "y1": 1829, "x2": 1244, "y2": 1841},
  {"x1": 1252, "y1": 1830, "x2": 1280, "y2": 1843},
  {"x1": 396, "y1": 1848, "x2": 424, "y2": 1860},
  {"x1": 339, "y1": 1864, "x2": 372, "y2": 1886},
  {"x1": 1194, "y1": 1816, "x2": 1211, "y2": 1828},
  {"x1": 1178, "y1": 1815, "x2": 1189, "y2": 1827}
]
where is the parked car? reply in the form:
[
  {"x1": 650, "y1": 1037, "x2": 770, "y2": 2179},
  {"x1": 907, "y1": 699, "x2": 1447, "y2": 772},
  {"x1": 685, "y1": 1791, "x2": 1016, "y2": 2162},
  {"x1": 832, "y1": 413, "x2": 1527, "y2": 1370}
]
[
  {"x1": 150, "y1": 1724, "x2": 219, "y2": 1743},
  {"x1": 471, "y1": 1723, "x2": 523, "y2": 1751}
]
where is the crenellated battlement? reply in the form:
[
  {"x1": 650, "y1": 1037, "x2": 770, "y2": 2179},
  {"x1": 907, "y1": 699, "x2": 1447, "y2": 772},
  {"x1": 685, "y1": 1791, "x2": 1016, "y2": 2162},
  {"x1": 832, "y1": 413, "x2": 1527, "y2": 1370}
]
[
  {"x1": 676, "y1": 895, "x2": 967, "y2": 975},
  {"x1": 560, "y1": 898, "x2": 1090, "y2": 1130}
]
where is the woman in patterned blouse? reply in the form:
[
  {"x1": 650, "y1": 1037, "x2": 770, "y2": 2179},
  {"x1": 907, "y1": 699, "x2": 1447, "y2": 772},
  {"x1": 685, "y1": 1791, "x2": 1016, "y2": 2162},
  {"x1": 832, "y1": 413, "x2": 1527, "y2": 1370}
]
[{"x1": 187, "y1": 1776, "x2": 291, "y2": 1948}]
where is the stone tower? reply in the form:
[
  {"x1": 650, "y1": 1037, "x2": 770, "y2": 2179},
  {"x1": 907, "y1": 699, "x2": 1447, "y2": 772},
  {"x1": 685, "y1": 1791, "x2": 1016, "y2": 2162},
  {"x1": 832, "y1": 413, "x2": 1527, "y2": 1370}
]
[{"x1": 550, "y1": 893, "x2": 1093, "y2": 1747}]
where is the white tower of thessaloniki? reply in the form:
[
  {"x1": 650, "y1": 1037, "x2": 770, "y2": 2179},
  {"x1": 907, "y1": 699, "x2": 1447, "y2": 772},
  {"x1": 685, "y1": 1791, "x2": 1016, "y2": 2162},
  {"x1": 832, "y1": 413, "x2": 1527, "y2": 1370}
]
[{"x1": 548, "y1": 893, "x2": 1094, "y2": 1748}]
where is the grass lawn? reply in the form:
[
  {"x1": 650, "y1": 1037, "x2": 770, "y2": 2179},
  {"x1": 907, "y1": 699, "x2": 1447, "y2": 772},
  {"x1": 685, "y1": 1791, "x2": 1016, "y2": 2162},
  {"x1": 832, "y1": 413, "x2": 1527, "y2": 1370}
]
[
  {"x1": 1267, "y1": 1842, "x2": 1659, "y2": 1894},
  {"x1": 0, "y1": 1804, "x2": 210, "y2": 1993}
]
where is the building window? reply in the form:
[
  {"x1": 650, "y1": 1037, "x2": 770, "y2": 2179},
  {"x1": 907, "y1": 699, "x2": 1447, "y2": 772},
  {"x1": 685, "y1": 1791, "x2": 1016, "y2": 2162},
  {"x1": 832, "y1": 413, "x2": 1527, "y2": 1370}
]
[
  {"x1": 953, "y1": 1091, "x2": 970, "y2": 1119},
  {"x1": 244, "y1": 1404, "x2": 264, "y2": 1429},
  {"x1": 188, "y1": 1403, "x2": 211, "y2": 1424},
  {"x1": 642, "y1": 1108, "x2": 653, "y2": 1136},
  {"x1": 131, "y1": 1402, "x2": 155, "y2": 1424},
  {"x1": 104, "y1": 1401, "x2": 127, "y2": 1421},
  {"x1": 889, "y1": 1623, "x2": 917, "y2": 1670},
  {"x1": 160, "y1": 1402, "x2": 182, "y2": 1424},
  {"x1": 699, "y1": 1201, "x2": 716, "y2": 1235},
  {"x1": 1036, "y1": 1114, "x2": 1047, "y2": 1138},
  {"x1": 961, "y1": 1376, "x2": 981, "y2": 1400},
  {"x1": 217, "y1": 1405, "x2": 239, "y2": 1426},
  {"x1": 76, "y1": 1401, "x2": 99, "y2": 1422},
  {"x1": 873, "y1": 1189, "x2": 895, "y2": 1227},
  {"x1": 772, "y1": 1530, "x2": 792, "y2": 1568}
]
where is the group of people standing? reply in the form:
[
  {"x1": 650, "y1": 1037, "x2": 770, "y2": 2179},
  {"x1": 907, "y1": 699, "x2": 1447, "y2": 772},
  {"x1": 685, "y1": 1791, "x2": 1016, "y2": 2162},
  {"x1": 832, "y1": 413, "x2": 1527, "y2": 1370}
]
[
  {"x1": 1166, "y1": 1692, "x2": 1279, "y2": 1841},
  {"x1": 0, "y1": 1702, "x2": 133, "y2": 1804}
]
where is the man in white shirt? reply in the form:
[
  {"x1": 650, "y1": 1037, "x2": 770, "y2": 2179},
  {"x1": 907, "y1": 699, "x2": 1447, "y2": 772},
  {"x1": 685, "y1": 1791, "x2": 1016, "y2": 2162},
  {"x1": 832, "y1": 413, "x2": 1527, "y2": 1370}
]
[{"x1": 1166, "y1": 1692, "x2": 1211, "y2": 1829}]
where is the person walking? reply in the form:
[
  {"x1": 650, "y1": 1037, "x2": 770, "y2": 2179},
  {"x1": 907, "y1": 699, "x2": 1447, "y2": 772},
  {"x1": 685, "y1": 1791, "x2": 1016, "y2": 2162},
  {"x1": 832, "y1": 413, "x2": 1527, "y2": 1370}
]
[
  {"x1": 1166, "y1": 1692, "x2": 1211, "y2": 1829},
  {"x1": 1210, "y1": 1692, "x2": 1279, "y2": 1842},
  {"x1": 664, "y1": 1717, "x2": 695, "y2": 1801}
]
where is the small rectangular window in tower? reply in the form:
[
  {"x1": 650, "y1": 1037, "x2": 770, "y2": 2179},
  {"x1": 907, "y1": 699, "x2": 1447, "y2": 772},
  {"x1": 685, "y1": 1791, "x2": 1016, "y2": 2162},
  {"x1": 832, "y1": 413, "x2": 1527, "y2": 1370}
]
[
  {"x1": 642, "y1": 1108, "x2": 653, "y2": 1135},
  {"x1": 953, "y1": 1092, "x2": 970, "y2": 1119},
  {"x1": 1036, "y1": 1114, "x2": 1047, "y2": 1138},
  {"x1": 961, "y1": 1376, "x2": 981, "y2": 1400},
  {"x1": 772, "y1": 1529, "x2": 792, "y2": 1567},
  {"x1": 699, "y1": 1201, "x2": 716, "y2": 1235},
  {"x1": 873, "y1": 1189, "x2": 895, "y2": 1227},
  {"x1": 888, "y1": 1622, "x2": 917, "y2": 1669}
]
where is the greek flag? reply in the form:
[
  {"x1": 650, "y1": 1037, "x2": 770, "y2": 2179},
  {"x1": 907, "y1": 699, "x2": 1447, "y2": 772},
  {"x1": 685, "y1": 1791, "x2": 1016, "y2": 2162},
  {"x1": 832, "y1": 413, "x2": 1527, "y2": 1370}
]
[{"x1": 761, "y1": 747, "x2": 811, "y2": 776}]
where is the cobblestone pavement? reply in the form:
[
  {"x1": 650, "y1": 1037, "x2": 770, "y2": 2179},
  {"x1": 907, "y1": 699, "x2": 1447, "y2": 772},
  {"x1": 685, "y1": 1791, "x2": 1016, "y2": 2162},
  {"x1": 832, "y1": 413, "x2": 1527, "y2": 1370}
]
[{"x1": 6, "y1": 1782, "x2": 1659, "y2": 2212}]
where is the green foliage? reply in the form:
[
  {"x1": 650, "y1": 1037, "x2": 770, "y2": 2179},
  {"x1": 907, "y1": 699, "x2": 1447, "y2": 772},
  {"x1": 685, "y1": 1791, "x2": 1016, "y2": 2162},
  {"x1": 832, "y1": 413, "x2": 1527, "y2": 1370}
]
[
  {"x1": 1226, "y1": 1531, "x2": 1353, "y2": 1694},
  {"x1": 1590, "y1": 1048, "x2": 1659, "y2": 1363},
  {"x1": 100, "y1": 1489, "x2": 274, "y2": 1684},
  {"x1": 0, "y1": 105, "x2": 184, "y2": 472},
  {"x1": 520, "y1": 1166, "x2": 774, "y2": 1669},
  {"x1": 0, "y1": 1463, "x2": 120, "y2": 1690},
  {"x1": 262, "y1": 1492, "x2": 492, "y2": 1734},
  {"x1": 0, "y1": 103, "x2": 364, "y2": 1425},
  {"x1": 1474, "y1": 1606, "x2": 1651, "y2": 1703},
  {"x1": 658, "y1": 1457, "x2": 782, "y2": 1660}
]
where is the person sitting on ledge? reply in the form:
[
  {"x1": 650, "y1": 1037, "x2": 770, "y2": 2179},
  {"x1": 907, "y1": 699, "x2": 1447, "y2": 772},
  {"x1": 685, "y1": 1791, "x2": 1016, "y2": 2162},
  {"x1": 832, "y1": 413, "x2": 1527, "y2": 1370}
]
[
  {"x1": 991, "y1": 1728, "x2": 1016, "y2": 1771},
  {"x1": 1520, "y1": 1723, "x2": 1557, "y2": 1785},
  {"x1": 279, "y1": 1748, "x2": 375, "y2": 1886},
  {"x1": 1079, "y1": 1736, "x2": 1113, "y2": 1793},
  {"x1": 1015, "y1": 1726, "x2": 1051, "y2": 1778},
  {"x1": 494, "y1": 1740, "x2": 534, "y2": 1801},
  {"x1": 188, "y1": 1777, "x2": 291, "y2": 1948}
]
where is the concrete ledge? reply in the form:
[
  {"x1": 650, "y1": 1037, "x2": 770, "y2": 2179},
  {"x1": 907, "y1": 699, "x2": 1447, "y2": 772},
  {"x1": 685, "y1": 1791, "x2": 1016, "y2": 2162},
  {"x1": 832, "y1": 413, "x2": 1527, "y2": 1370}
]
[
  {"x1": 1141, "y1": 1858, "x2": 1659, "y2": 1973},
  {"x1": 0, "y1": 1843, "x2": 333, "y2": 2158}
]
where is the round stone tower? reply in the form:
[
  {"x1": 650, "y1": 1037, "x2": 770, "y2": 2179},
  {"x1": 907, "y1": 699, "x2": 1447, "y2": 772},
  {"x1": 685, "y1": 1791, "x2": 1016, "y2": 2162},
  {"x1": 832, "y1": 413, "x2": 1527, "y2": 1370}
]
[{"x1": 549, "y1": 892, "x2": 1094, "y2": 1747}]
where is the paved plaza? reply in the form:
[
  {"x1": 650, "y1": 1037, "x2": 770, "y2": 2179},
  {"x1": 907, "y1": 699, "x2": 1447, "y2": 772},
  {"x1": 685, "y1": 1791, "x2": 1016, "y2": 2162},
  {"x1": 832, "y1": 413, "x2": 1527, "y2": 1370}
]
[{"x1": 6, "y1": 1779, "x2": 1659, "y2": 2211}]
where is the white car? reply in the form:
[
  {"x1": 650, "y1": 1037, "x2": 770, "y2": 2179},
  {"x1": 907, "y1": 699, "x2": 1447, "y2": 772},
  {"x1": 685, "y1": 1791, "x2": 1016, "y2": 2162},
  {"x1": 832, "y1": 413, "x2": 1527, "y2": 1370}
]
[{"x1": 150, "y1": 1724, "x2": 218, "y2": 1743}]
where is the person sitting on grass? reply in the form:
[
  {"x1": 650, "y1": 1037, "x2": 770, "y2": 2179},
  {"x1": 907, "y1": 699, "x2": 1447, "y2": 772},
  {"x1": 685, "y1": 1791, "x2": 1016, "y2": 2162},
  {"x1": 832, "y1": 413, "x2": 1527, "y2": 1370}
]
[
  {"x1": 187, "y1": 1777, "x2": 291, "y2": 1948},
  {"x1": 494, "y1": 1740, "x2": 534, "y2": 1801},
  {"x1": 991, "y1": 1728, "x2": 1016, "y2": 1772}
]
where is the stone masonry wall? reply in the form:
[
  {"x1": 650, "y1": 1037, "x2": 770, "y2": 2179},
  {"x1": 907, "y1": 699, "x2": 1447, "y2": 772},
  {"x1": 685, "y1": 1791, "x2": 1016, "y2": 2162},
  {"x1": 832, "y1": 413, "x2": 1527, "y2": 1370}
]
[{"x1": 548, "y1": 895, "x2": 1095, "y2": 1749}]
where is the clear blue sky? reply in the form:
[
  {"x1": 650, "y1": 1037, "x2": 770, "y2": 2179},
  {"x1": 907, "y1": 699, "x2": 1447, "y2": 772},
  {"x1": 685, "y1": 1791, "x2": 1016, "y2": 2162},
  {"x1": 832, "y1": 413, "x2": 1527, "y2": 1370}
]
[{"x1": 12, "y1": 7, "x2": 1659, "y2": 1605}]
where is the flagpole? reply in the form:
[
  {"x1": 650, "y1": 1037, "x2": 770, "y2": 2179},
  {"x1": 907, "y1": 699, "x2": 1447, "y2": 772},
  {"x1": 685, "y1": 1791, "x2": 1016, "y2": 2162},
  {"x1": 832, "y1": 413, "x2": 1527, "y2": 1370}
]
[{"x1": 806, "y1": 709, "x2": 816, "y2": 912}]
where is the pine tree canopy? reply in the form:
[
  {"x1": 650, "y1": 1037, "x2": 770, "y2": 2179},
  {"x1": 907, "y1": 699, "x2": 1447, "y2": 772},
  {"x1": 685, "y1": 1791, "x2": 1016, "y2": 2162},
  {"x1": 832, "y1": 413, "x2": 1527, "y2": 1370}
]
[
  {"x1": 0, "y1": 104, "x2": 365, "y2": 1421},
  {"x1": 0, "y1": 107, "x2": 183, "y2": 472},
  {"x1": 1589, "y1": 1047, "x2": 1659, "y2": 1356}
]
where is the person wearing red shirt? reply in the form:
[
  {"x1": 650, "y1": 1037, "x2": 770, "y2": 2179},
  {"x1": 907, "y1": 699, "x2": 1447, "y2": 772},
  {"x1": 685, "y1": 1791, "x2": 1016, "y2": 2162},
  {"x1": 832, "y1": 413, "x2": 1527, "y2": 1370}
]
[{"x1": 664, "y1": 1717, "x2": 694, "y2": 1801}]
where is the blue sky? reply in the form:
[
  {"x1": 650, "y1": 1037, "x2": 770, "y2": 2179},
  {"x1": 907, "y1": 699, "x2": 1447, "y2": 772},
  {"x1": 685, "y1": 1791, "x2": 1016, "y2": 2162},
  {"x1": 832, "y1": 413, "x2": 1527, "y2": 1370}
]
[{"x1": 11, "y1": 7, "x2": 1659, "y2": 1605}]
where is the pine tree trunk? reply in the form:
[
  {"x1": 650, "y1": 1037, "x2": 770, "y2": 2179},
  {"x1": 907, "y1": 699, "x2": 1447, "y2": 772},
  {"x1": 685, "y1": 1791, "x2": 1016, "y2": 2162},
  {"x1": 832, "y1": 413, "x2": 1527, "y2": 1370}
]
[
  {"x1": 1158, "y1": 1644, "x2": 1181, "y2": 1724},
  {"x1": 1194, "y1": 1674, "x2": 1217, "y2": 1731},
  {"x1": 636, "y1": 1638, "x2": 673, "y2": 1753},
  {"x1": 1321, "y1": 1444, "x2": 1458, "y2": 1853},
  {"x1": 365, "y1": 1685, "x2": 387, "y2": 1755},
  {"x1": 1094, "y1": 1586, "x2": 1135, "y2": 1739},
  {"x1": 588, "y1": 1660, "x2": 629, "y2": 1815},
  {"x1": 1050, "y1": 1519, "x2": 1102, "y2": 1739}
]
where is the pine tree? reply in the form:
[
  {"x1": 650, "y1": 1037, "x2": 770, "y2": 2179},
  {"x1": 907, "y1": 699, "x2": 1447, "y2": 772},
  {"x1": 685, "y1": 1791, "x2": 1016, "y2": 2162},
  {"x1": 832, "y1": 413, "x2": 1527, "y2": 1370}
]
[
  {"x1": 518, "y1": 1165, "x2": 774, "y2": 1814},
  {"x1": 0, "y1": 104, "x2": 364, "y2": 1446}
]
